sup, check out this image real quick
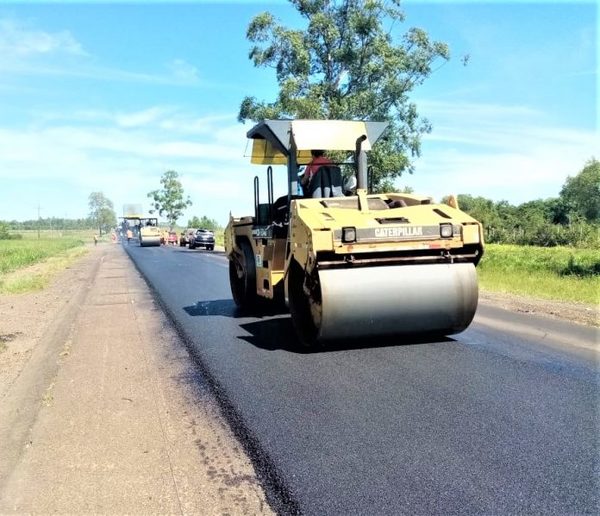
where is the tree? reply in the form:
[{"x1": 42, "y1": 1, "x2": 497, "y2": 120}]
[
  {"x1": 239, "y1": 0, "x2": 450, "y2": 191},
  {"x1": 560, "y1": 158, "x2": 600, "y2": 223},
  {"x1": 188, "y1": 215, "x2": 221, "y2": 231},
  {"x1": 88, "y1": 192, "x2": 116, "y2": 236},
  {"x1": 147, "y1": 170, "x2": 192, "y2": 228}
]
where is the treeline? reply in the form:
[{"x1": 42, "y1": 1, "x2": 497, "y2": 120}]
[
  {"x1": 3, "y1": 217, "x2": 95, "y2": 231},
  {"x1": 187, "y1": 215, "x2": 222, "y2": 231},
  {"x1": 455, "y1": 159, "x2": 599, "y2": 248}
]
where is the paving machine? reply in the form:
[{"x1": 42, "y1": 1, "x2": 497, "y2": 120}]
[{"x1": 225, "y1": 120, "x2": 484, "y2": 347}]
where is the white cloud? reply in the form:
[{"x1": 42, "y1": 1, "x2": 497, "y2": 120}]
[
  {"x1": 167, "y1": 58, "x2": 200, "y2": 84},
  {"x1": 115, "y1": 107, "x2": 176, "y2": 128},
  {"x1": 0, "y1": 108, "x2": 263, "y2": 223},
  {"x1": 0, "y1": 18, "x2": 86, "y2": 58},
  {"x1": 0, "y1": 18, "x2": 204, "y2": 87},
  {"x1": 407, "y1": 100, "x2": 598, "y2": 203}
]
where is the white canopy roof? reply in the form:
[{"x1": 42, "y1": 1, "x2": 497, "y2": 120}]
[{"x1": 247, "y1": 119, "x2": 388, "y2": 165}]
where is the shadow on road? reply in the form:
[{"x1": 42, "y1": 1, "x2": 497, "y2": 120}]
[
  {"x1": 170, "y1": 248, "x2": 226, "y2": 256},
  {"x1": 183, "y1": 299, "x2": 286, "y2": 318},
  {"x1": 183, "y1": 299, "x2": 455, "y2": 354}
]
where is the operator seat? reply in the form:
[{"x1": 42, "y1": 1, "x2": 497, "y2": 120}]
[{"x1": 306, "y1": 165, "x2": 343, "y2": 198}]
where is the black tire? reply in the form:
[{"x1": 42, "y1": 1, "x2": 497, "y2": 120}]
[
  {"x1": 287, "y1": 260, "x2": 320, "y2": 349},
  {"x1": 189, "y1": 241, "x2": 195, "y2": 249},
  {"x1": 229, "y1": 239, "x2": 257, "y2": 308},
  {"x1": 208, "y1": 245, "x2": 214, "y2": 251}
]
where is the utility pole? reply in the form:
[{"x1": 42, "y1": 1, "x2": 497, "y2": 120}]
[{"x1": 37, "y1": 202, "x2": 41, "y2": 240}]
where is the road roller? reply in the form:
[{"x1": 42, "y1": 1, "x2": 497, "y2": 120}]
[
  {"x1": 224, "y1": 120, "x2": 484, "y2": 347},
  {"x1": 138, "y1": 217, "x2": 162, "y2": 247}
]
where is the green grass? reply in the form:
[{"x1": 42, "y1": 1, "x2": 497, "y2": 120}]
[
  {"x1": 214, "y1": 229, "x2": 224, "y2": 247},
  {"x1": 0, "y1": 238, "x2": 88, "y2": 294},
  {"x1": 0, "y1": 238, "x2": 85, "y2": 274},
  {"x1": 15, "y1": 229, "x2": 99, "y2": 241},
  {"x1": 479, "y1": 244, "x2": 600, "y2": 304},
  {"x1": 0, "y1": 244, "x2": 88, "y2": 294}
]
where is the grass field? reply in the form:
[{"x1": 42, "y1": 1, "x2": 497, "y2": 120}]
[
  {"x1": 0, "y1": 238, "x2": 86, "y2": 274},
  {"x1": 479, "y1": 244, "x2": 599, "y2": 304},
  {"x1": 15, "y1": 229, "x2": 99, "y2": 241},
  {"x1": 0, "y1": 237, "x2": 88, "y2": 293}
]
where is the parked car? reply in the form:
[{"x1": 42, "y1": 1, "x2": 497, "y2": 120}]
[
  {"x1": 180, "y1": 228, "x2": 197, "y2": 247},
  {"x1": 167, "y1": 231, "x2": 178, "y2": 245},
  {"x1": 189, "y1": 228, "x2": 215, "y2": 250}
]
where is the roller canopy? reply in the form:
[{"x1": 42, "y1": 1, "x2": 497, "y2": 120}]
[{"x1": 248, "y1": 119, "x2": 388, "y2": 165}]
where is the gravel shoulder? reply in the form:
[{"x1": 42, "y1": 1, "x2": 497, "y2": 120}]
[
  {"x1": 479, "y1": 289, "x2": 599, "y2": 328},
  {"x1": 0, "y1": 243, "x2": 272, "y2": 514}
]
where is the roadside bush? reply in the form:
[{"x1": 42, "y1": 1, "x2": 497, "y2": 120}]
[
  {"x1": 561, "y1": 254, "x2": 600, "y2": 278},
  {"x1": 0, "y1": 222, "x2": 22, "y2": 240}
]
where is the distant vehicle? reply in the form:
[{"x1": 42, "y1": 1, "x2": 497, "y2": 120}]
[
  {"x1": 180, "y1": 228, "x2": 196, "y2": 247},
  {"x1": 167, "y1": 231, "x2": 178, "y2": 245},
  {"x1": 189, "y1": 228, "x2": 215, "y2": 250}
]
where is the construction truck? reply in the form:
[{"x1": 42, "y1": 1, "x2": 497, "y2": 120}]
[{"x1": 224, "y1": 120, "x2": 484, "y2": 348}]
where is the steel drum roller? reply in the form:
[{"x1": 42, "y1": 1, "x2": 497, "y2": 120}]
[
  {"x1": 315, "y1": 263, "x2": 478, "y2": 340},
  {"x1": 140, "y1": 237, "x2": 161, "y2": 247}
]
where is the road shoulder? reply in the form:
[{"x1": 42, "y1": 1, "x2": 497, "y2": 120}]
[
  {"x1": 479, "y1": 289, "x2": 598, "y2": 328},
  {"x1": 0, "y1": 244, "x2": 272, "y2": 514}
]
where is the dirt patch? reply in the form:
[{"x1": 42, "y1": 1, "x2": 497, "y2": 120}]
[
  {"x1": 0, "y1": 247, "x2": 97, "y2": 400},
  {"x1": 480, "y1": 289, "x2": 598, "y2": 328}
]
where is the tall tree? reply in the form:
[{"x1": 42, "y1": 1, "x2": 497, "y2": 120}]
[
  {"x1": 239, "y1": 0, "x2": 450, "y2": 191},
  {"x1": 188, "y1": 215, "x2": 222, "y2": 231},
  {"x1": 560, "y1": 158, "x2": 600, "y2": 223},
  {"x1": 88, "y1": 192, "x2": 116, "y2": 236},
  {"x1": 147, "y1": 170, "x2": 192, "y2": 228}
]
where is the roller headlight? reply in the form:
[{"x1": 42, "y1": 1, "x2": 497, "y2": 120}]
[
  {"x1": 342, "y1": 226, "x2": 357, "y2": 243},
  {"x1": 440, "y1": 223, "x2": 453, "y2": 238}
]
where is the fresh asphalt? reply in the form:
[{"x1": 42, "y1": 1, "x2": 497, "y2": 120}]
[{"x1": 125, "y1": 243, "x2": 599, "y2": 515}]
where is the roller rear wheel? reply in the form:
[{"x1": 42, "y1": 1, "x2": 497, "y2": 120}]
[
  {"x1": 287, "y1": 260, "x2": 321, "y2": 348},
  {"x1": 229, "y1": 240, "x2": 257, "y2": 308}
]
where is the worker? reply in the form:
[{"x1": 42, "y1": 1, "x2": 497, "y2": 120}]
[
  {"x1": 301, "y1": 150, "x2": 332, "y2": 190},
  {"x1": 126, "y1": 228, "x2": 133, "y2": 244}
]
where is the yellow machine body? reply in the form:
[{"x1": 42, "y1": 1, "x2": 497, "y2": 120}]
[
  {"x1": 121, "y1": 216, "x2": 161, "y2": 247},
  {"x1": 225, "y1": 120, "x2": 484, "y2": 347},
  {"x1": 139, "y1": 224, "x2": 161, "y2": 247}
]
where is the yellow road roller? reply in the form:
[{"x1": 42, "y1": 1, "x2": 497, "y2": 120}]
[
  {"x1": 138, "y1": 217, "x2": 161, "y2": 247},
  {"x1": 224, "y1": 120, "x2": 484, "y2": 347}
]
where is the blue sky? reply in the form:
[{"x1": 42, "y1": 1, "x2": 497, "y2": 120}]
[{"x1": 0, "y1": 0, "x2": 597, "y2": 225}]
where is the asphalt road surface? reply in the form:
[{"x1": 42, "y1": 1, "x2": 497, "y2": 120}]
[{"x1": 124, "y1": 243, "x2": 599, "y2": 515}]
